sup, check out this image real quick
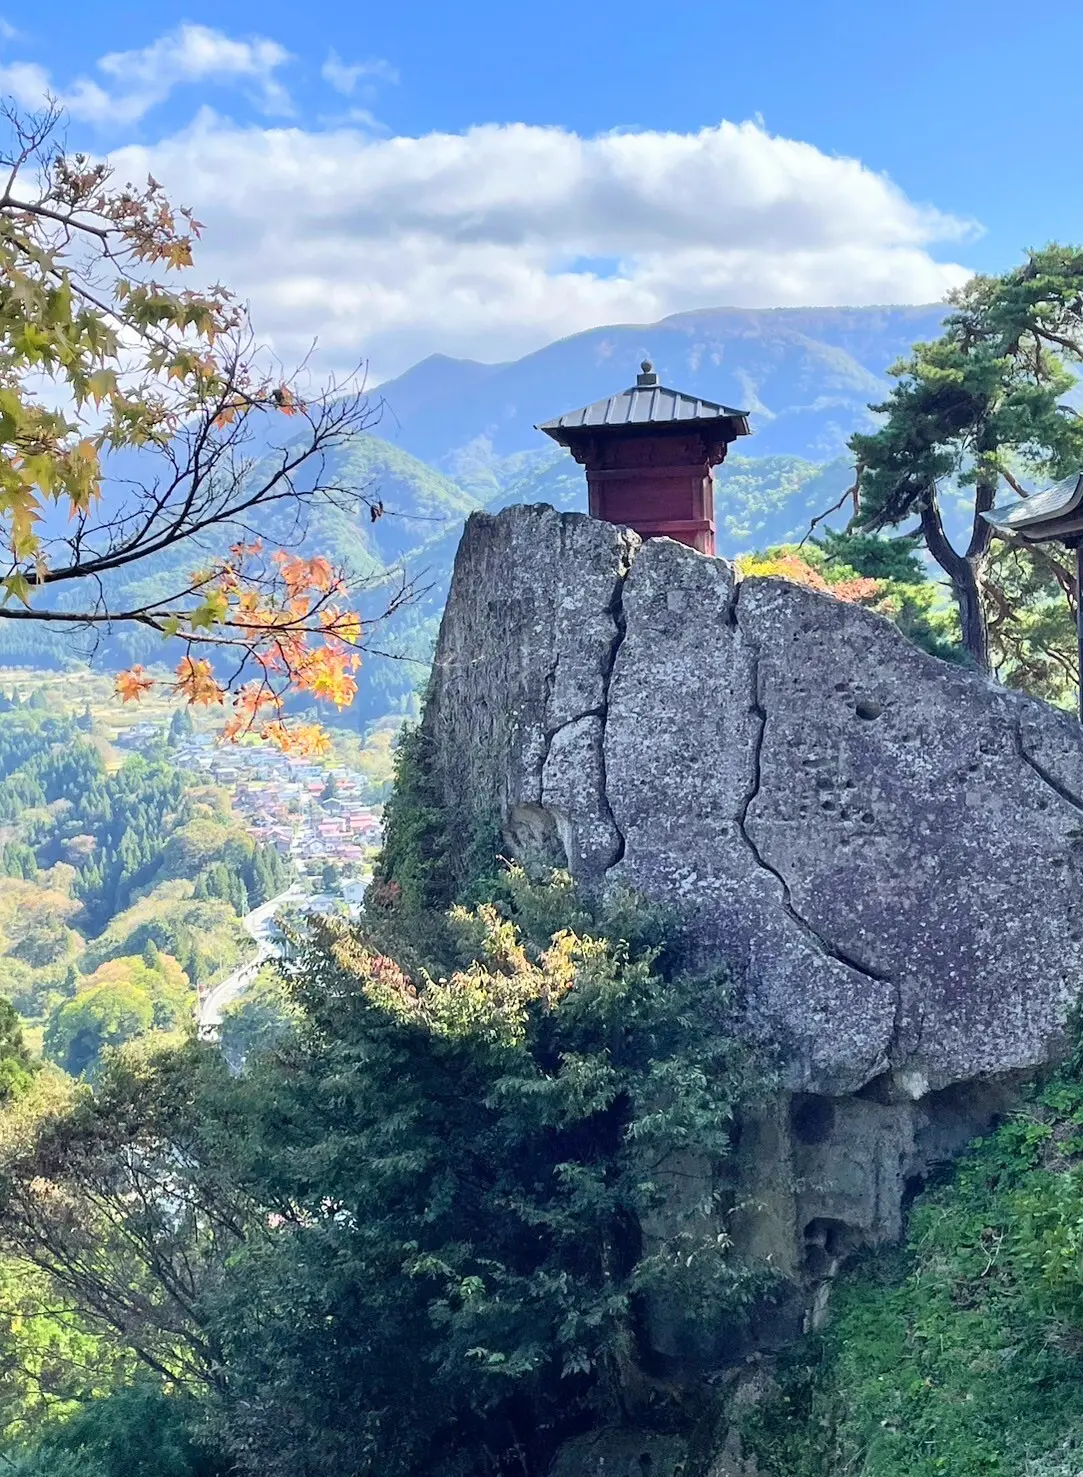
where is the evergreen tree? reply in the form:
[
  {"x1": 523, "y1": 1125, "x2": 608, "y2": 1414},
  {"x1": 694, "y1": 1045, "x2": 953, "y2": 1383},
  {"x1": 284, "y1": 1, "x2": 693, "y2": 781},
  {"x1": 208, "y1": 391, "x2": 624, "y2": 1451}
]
[
  {"x1": 851, "y1": 246, "x2": 1083, "y2": 671},
  {"x1": 0, "y1": 995, "x2": 34, "y2": 1101},
  {"x1": 167, "y1": 708, "x2": 194, "y2": 746}
]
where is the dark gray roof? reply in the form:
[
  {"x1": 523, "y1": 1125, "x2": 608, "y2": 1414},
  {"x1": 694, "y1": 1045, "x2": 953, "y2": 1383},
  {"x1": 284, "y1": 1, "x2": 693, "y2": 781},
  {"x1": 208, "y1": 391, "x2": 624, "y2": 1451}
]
[
  {"x1": 537, "y1": 361, "x2": 749, "y2": 437},
  {"x1": 982, "y1": 473, "x2": 1083, "y2": 540}
]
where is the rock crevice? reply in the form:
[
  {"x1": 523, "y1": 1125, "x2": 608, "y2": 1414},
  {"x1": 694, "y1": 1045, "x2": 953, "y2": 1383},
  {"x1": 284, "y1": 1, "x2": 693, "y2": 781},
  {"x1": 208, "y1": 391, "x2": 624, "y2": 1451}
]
[
  {"x1": 427, "y1": 503, "x2": 1083, "y2": 1101},
  {"x1": 424, "y1": 502, "x2": 1083, "y2": 1314},
  {"x1": 731, "y1": 589, "x2": 892, "y2": 995}
]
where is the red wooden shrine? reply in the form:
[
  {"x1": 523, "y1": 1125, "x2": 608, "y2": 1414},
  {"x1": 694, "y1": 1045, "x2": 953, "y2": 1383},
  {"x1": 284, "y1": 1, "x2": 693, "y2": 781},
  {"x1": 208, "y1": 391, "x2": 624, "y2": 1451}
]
[{"x1": 537, "y1": 361, "x2": 750, "y2": 555}]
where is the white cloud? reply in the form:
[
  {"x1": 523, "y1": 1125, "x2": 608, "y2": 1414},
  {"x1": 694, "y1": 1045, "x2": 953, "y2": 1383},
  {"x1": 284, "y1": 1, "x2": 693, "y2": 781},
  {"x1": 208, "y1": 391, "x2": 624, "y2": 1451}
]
[
  {"x1": 321, "y1": 51, "x2": 399, "y2": 96},
  {"x1": 0, "y1": 23, "x2": 292, "y2": 126},
  {"x1": 110, "y1": 114, "x2": 975, "y2": 381}
]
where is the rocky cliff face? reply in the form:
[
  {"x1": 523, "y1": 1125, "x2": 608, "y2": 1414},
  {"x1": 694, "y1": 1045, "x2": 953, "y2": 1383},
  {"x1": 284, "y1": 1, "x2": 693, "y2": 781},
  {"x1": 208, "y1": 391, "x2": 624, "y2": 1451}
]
[{"x1": 424, "y1": 503, "x2": 1083, "y2": 1292}]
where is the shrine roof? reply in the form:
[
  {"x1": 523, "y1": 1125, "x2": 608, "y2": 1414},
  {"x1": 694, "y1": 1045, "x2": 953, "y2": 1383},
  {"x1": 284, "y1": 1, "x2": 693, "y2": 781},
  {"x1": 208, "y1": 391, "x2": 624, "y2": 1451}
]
[
  {"x1": 537, "y1": 361, "x2": 750, "y2": 440},
  {"x1": 981, "y1": 473, "x2": 1083, "y2": 541}
]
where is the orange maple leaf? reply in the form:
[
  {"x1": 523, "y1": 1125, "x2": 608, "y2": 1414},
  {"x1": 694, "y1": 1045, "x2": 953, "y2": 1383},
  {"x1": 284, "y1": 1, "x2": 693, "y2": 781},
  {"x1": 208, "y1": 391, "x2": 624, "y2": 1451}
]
[
  {"x1": 175, "y1": 655, "x2": 225, "y2": 706},
  {"x1": 115, "y1": 666, "x2": 154, "y2": 702},
  {"x1": 296, "y1": 645, "x2": 359, "y2": 709},
  {"x1": 263, "y1": 721, "x2": 332, "y2": 757}
]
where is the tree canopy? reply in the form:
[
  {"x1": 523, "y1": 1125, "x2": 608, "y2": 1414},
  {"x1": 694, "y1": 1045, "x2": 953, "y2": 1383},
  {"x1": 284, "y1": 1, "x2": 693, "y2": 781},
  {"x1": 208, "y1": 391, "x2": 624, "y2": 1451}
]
[
  {"x1": 0, "y1": 868, "x2": 763, "y2": 1477},
  {"x1": 0, "y1": 101, "x2": 410, "y2": 751},
  {"x1": 850, "y1": 246, "x2": 1083, "y2": 676}
]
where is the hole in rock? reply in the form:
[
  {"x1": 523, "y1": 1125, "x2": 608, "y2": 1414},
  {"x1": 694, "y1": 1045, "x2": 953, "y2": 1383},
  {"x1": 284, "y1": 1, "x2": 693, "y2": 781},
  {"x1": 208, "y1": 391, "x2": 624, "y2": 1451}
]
[
  {"x1": 854, "y1": 697, "x2": 883, "y2": 721},
  {"x1": 854, "y1": 1071, "x2": 894, "y2": 1104},
  {"x1": 803, "y1": 1217, "x2": 857, "y2": 1265},
  {"x1": 902, "y1": 1172, "x2": 926, "y2": 1216},
  {"x1": 790, "y1": 1095, "x2": 836, "y2": 1145}
]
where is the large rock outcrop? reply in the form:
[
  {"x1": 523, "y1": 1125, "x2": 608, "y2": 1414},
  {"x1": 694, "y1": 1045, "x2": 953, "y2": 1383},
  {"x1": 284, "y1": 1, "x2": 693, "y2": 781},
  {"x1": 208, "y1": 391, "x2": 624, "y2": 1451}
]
[{"x1": 424, "y1": 503, "x2": 1083, "y2": 1283}]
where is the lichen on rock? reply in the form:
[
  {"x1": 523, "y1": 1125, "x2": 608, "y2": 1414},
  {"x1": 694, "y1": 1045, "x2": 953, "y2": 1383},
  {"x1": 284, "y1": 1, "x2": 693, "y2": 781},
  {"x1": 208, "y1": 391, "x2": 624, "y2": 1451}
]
[{"x1": 423, "y1": 501, "x2": 1083, "y2": 1296}]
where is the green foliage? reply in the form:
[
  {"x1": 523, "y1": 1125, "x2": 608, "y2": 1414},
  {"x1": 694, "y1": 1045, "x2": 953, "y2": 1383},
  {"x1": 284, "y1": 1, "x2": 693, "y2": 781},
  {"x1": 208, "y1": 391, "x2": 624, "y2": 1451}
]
[
  {"x1": 80, "y1": 883, "x2": 247, "y2": 988},
  {"x1": 985, "y1": 539, "x2": 1079, "y2": 707},
  {"x1": 44, "y1": 978, "x2": 155, "y2": 1076},
  {"x1": 207, "y1": 873, "x2": 761, "y2": 1476},
  {"x1": 816, "y1": 526, "x2": 927, "y2": 582},
  {"x1": 0, "y1": 704, "x2": 288, "y2": 1031},
  {"x1": 0, "y1": 869, "x2": 762, "y2": 1477},
  {"x1": 371, "y1": 722, "x2": 455, "y2": 913},
  {"x1": 44, "y1": 951, "x2": 190, "y2": 1075},
  {"x1": 710, "y1": 454, "x2": 854, "y2": 550},
  {"x1": 1, "y1": 842, "x2": 37, "y2": 880},
  {"x1": 0, "y1": 999, "x2": 34, "y2": 1101},
  {"x1": 851, "y1": 246, "x2": 1083, "y2": 671},
  {"x1": 0, "y1": 1254, "x2": 131, "y2": 1446},
  {"x1": 167, "y1": 707, "x2": 194, "y2": 745},
  {"x1": 742, "y1": 1072, "x2": 1083, "y2": 1477},
  {"x1": 15, "y1": 1383, "x2": 227, "y2": 1477}
]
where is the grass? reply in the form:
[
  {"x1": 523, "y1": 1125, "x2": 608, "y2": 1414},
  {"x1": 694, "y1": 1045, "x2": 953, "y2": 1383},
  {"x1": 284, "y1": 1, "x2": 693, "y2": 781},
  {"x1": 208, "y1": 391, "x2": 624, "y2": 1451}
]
[{"x1": 741, "y1": 1076, "x2": 1083, "y2": 1477}]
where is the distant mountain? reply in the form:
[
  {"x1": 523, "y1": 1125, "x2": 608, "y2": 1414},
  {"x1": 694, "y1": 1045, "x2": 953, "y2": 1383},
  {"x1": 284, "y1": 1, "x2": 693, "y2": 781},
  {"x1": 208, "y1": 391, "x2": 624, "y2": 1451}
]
[
  {"x1": 373, "y1": 304, "x2": 947, "y2": 469},
  {"x1": 0, "y1": 304, "x2": 948, "y2": 727}
]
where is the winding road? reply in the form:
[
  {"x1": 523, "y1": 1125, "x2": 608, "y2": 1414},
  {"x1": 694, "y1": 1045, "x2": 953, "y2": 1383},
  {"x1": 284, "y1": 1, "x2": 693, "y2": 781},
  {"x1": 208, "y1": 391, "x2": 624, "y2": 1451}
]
[{"x1": 197, "y1": 887, "x2": 303, "y2": 1034}]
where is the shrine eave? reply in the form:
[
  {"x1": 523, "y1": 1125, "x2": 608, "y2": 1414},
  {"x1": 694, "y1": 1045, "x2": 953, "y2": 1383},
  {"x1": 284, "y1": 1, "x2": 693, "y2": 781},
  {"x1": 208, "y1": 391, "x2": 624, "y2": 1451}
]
[
  {"x1": 537, "y1": 383, "x2": 751, "y2": 444},
  {"x1": 982, "y1": 473, "x2": 1083, "y2": 544}
]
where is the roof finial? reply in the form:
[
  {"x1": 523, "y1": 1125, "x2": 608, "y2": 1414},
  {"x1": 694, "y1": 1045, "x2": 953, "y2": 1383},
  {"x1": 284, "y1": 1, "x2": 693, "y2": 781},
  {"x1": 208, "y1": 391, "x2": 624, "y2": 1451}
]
[{"x1": 637, "y1": 359, "x2": 659, "y2": 388}]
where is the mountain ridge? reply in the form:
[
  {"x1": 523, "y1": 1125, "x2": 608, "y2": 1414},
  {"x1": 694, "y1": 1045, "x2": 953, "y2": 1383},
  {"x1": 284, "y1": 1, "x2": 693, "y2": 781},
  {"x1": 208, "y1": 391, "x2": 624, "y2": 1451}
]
[
  {"x1": 0, "y1": 304, "x2": 947, "y2": 724},
  {"x1": 373, "y1": 302, "x2": 948, "y2": 466}
]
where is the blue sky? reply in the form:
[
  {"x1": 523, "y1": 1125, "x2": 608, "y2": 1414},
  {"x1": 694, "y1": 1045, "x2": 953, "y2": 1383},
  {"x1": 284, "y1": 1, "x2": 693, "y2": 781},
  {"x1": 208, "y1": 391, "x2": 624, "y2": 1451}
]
[{"x1": 2, "y1": 0, "x2": 1078, "y2": 379}]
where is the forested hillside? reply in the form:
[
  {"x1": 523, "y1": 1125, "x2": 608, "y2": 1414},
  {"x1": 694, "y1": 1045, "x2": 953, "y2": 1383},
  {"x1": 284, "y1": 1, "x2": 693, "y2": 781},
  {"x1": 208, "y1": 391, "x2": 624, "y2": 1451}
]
[
  {"x1": 0, "y1": 305, "x2": 953, "y2": 724},
  {"x1": 0, "y1": 434, "x2": 862, "y2": 724},
  {"x1": 374, "y1": 304, "x2": 949, "y2": 465},
  {"x1": 0, "y1": 698, "x2": 291, "y2": 1076}
]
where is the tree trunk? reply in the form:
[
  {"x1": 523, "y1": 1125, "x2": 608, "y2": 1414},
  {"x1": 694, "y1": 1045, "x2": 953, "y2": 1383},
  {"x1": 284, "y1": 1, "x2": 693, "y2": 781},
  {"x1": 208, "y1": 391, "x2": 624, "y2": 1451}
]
[
  {"x1": 953, "y1": 558, "x2": 989, "y2": 671},
  {"x1": 920, "y1": 496, "x2": 990, "y2": 671}
]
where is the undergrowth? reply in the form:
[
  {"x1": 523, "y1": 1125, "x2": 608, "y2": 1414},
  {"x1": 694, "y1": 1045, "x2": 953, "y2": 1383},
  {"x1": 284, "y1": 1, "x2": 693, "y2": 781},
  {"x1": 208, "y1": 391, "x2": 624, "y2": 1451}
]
[{"x1": 742, "y1": 1073, "x2": 1083, "y2": 1477}]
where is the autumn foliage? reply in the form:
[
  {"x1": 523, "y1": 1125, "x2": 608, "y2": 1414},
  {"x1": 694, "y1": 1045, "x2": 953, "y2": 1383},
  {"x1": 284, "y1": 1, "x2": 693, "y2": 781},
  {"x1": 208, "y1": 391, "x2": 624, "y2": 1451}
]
[
  {"x1": 0, "y1": 102, "x2": 398, "y2": 752},
  {"x1": 736, "y1": 548, "x2": 890, "y2": 608}
]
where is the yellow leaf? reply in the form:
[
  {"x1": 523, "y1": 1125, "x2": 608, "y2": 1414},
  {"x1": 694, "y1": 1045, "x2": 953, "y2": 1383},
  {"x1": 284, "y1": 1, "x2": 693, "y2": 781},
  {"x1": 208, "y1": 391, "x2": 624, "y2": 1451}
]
[{"x1": 85, "y1": 368, "x2": 118, "y2": 407}]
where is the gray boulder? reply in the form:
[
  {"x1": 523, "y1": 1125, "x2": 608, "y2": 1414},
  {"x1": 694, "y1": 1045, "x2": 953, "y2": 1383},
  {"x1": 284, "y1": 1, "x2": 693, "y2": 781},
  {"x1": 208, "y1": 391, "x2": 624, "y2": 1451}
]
[
  {"x1": 424, "y1": 503, "x2": 1083, "y2": 1281},
  {"x1": 427, "y1": 503, "x2": 1083, "y2": 1099}
]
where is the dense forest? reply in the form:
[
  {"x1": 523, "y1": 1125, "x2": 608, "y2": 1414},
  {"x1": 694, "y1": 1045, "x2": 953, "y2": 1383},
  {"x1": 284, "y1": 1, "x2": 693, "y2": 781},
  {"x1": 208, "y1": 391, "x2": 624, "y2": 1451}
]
[
  {"x1": 0, "y1": 736, "x2": 1082, "y2": 1476},
  {"x1": 0, "y1": 699, "x2": 291, "y2": 1078}
]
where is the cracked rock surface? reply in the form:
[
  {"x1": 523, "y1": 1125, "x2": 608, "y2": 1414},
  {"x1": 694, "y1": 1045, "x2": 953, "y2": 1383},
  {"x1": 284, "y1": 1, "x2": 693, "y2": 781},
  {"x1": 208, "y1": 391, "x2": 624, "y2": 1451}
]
[{"x1": 425, "y1": 505, "x2": 1083, "y2": 1098}]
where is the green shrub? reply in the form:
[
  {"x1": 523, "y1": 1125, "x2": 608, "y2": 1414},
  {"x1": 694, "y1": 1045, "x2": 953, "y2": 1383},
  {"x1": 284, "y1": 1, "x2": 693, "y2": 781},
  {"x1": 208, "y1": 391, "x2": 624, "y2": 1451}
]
[
  {"x1": 21, "y1": 1383, "x2": 227, "y2": 1477},
  {"x1": 370, "y1": 721, "x2": 455, "y2": 914},
  {"x1": 742, "y1": 1074, "x2": 1083, "y2": 1477},
  {"x1": 209, "y1": 869, "x2": 764, "y2": 1476}
]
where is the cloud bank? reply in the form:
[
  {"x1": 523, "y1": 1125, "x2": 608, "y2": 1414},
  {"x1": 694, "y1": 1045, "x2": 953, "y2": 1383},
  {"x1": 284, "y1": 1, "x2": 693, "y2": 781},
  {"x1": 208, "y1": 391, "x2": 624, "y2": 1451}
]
[
  {"x1": 113, "y1": 113, "x2": 975, "y2": 381},
  {"x1": 0, "y1": 22, "x2": 976, "y2": 380}
]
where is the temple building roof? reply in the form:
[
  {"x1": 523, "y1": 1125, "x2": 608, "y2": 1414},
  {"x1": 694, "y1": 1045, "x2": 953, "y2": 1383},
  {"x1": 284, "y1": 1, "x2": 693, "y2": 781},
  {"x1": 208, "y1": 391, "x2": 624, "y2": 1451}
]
[
  {"x1": 537, "y1": 361, "x2": 750, "y2": 441},
  {"x1": 982, "y1": 473, "x2": 1083, "y2": 543}
]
